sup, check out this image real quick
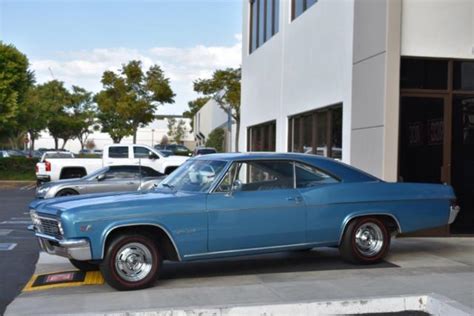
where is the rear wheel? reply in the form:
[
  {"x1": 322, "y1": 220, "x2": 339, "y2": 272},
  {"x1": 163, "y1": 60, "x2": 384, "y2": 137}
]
[
  {"x1": 339, "y1": 217, "x2": 390, "y2": 264},
  {"x1": 69, "y1": 259, "x2": 99, "y2": 272},
  {"x1": 100, "y1": 233, "x2": 161, "y2": 291}
]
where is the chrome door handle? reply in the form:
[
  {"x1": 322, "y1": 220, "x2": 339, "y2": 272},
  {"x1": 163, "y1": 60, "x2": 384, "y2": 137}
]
[{"x1": 287, "y1": 196, "x2": 303, "y2": 203}]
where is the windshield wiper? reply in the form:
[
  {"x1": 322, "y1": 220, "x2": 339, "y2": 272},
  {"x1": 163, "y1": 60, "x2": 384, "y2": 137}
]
[{"x1": 162, "y1": 183, "x2": 176, "y2": 191}]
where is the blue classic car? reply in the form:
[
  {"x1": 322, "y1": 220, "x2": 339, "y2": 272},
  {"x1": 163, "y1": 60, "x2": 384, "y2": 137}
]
[{"x1": 29, "y1": 153, "x2": 459, "y2": 290}]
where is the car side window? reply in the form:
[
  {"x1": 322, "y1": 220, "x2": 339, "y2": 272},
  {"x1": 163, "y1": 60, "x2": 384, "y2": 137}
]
[
  {"x1": 105, "y1": 166, "x2": 139, "y2": 179},
  {"x1": 295, "y1": 162, "x2": 339, "y2": 188},
  {"x1": 140, "y1": 167, "x2": 163, "y2": 177},
  {"x1": 216, "y1": 160, "x2": 294, "y2": 192},
  {"x1": 134, "y1": 146, "x2": 151, "y2": 159},
  {"x1": 109, "y1": 146, "x2": 129, "y2": 159}
]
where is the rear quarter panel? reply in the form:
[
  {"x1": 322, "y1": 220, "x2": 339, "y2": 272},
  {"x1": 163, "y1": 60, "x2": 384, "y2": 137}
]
[{"x1": 301, "y1": 181, "x2": 455, "y2": 244}]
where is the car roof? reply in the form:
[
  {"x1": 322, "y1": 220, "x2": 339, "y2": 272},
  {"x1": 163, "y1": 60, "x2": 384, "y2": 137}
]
[{"x1": 193, "y1": 152, "x2": 380, "y2": 183}]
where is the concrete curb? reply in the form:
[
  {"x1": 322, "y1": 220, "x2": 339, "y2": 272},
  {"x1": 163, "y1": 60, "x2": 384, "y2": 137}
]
[{"x1": 62, "y1": 294, "x2": 474, "y2": 316}]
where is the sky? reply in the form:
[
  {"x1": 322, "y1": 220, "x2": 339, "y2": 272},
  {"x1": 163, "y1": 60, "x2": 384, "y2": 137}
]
[{"x1": 0, "y1": 0, "x2": 243, "y2": 115}]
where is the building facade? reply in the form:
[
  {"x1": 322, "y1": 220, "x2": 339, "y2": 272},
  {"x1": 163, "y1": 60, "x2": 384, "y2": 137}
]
[
  {"x1": 194, "y1": 98, "x2": 237, "y2": 152},
  {"x1": 240, "y1": 0, "x2": 474, "y2": 234}
]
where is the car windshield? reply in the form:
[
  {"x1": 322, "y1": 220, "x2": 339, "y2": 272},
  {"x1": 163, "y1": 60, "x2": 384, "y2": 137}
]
[
  {"x1": 82, "y1": 167, "x2": 108, "y2": 180},
  {"x1": 158, "y1": 159, "x2": 227, "y2": 192}
]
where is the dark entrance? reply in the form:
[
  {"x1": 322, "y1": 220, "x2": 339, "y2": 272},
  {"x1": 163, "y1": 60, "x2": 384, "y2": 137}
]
[{"x1": 399, "y1": 58, "x2": 474, "y2": 234}]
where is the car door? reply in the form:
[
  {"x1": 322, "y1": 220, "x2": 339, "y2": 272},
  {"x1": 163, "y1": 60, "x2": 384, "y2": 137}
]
[
  {"x1": 206, "y1": 160, "x2": 306, "y2": 253},
  {"x1": 86, "y1": 166, "x2": 140, "y2": 194},
  {"x1": 105, "y1": 146, "x2": 132, "y2": 166}
]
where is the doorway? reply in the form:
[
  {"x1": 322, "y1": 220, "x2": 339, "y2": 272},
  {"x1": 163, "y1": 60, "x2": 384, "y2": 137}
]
[{"x1": 399, "y1": 58, "x2": 474, "y2": 235}]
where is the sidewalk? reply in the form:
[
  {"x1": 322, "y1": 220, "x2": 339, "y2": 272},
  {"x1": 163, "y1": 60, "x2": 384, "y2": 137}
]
[{"x1": 6, "y1": 237, "x2": 474, "y2": 315}]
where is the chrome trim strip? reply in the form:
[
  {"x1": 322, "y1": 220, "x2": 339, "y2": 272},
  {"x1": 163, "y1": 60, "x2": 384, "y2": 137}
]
[
  {"x1": 183, "y1": 241, "x2": 335, "y2": 259},
  {"x1": 338, "y1": 213, "x2": 402, "y2": 245},
  {"x1": 101, "y1": 223, "x2": 182, "y2": 261}
]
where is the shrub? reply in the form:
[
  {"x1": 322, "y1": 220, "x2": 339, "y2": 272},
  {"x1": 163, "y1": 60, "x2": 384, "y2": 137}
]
[
  {"x1": 205, "y1": 128, "x2": 225, "y2": 152},
  {"x1": 0, "y1": 157, "x2": 38, "y2": 180}
]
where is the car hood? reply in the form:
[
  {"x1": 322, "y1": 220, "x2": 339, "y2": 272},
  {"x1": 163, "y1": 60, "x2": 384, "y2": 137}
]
[
  {"x1": 165, "y1": 155, "x2": 189, "y2": 163},
  {"x1": 30, "y1": 189, "x2": 186, "y2": 217}
]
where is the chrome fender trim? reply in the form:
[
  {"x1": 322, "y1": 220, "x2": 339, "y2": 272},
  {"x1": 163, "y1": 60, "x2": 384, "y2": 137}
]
[
  {"x1": 100, "y1": 223, "x2": 182, "y2": 261},
  {"x1": 338, "y1": 213, "x2": 402, "y2": 245}
]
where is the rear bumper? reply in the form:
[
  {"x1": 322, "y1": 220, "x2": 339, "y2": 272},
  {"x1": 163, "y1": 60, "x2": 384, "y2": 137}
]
[
  {"x1": 448, "y1": 206, "x2": 460, "y2": 225},
  {"x1": 28, "y1": 225, "x2": 92, "y2": 260},
  {"x1": 36, "y1": 175, "x2": 51, "y2": 185}
]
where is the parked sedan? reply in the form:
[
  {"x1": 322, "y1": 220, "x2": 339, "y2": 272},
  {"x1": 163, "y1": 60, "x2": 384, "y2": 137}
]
[
  {"x1": 29, "y1": 153, "x2": 459, "y2": 290},
  {"x1": 36, "y1": 165, "x2": 165, "y2": 199}
]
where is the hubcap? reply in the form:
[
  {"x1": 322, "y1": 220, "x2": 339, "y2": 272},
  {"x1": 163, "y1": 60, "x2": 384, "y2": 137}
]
[
  {"x1": 355, "y1": 223, "x2": 384, "y2": 257},
  {"x1": 115, "y1": 242, "x2": 153, "y2": 282}
]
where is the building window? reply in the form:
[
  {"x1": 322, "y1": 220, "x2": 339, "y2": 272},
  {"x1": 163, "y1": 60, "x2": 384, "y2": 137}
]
[
  {"x1": 288, "y1": 105, "x2": 342, "y2": 159},
  {"x1": 292, "y1": 0, "x2": 317, "y2": 20},
  {"x1": 249, "y1": 0, "x2": 280, "y2": 53},
  {"x1": 248, "y1": 120, "x2": 276, "y2": 151}
]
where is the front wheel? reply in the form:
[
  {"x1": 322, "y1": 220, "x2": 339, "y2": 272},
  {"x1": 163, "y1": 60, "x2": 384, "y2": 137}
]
[
  {"x1": 339, "y1": 217, "x2": 390, "y2": 264},
  {"x1": 100, "y1": 234, "x2": 161, "y2": 291}
]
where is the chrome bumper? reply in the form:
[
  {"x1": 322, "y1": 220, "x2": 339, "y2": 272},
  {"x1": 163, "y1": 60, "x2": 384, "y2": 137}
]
[
  {"x1": 448, "y1": 206, "x2": 460, "y2": 225},
  {"x1": 28, "y1": 225, "x2": 92, "y2": 261}
]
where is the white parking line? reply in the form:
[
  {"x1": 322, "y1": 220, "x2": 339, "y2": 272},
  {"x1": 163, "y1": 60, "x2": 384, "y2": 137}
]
[
  {"x1": 0, "y1": 243, "x2": 17, "y2": 251},
  {"x1": 0, "y1": 221, "x2": 32, "y2": 225},
  {"x1": 19, "y1": 184, "x2": 36, "y2": 191},
  {"x1": 0, "y1": 229, "x2": 13, "y2": 236}
]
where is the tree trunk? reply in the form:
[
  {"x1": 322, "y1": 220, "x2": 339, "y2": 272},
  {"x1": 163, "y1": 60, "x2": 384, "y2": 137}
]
[
  {"x1": 61, "y1": 139, "x2": 69, "y2": 150},
  {"x1": 234, "y1": 119, "x2": 240, "y2": 152},
  {"x1": 133, "y1": 128, "x2": 138, "y2": 144},
  {"x1": 54, "y1": 137, "x2": 59, "y2": 150}
]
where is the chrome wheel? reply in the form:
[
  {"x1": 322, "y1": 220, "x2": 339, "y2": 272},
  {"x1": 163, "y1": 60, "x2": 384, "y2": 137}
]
[
  {"x1": 354, "y1": 222, "x2": 384, "y2": 257},
  {"x1": 114, "y1": 242, "x2": 153, "y2": 282}
]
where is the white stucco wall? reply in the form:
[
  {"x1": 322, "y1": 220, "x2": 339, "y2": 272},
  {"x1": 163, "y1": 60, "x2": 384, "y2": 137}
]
[
  {"x1": 401, "y1": 0, "x2": 474, "y2": 59},
  {"x1": 194, "y1": 98, "x2": 228, "y2": 143},
  {"x1": 241, "y1": 0, "x2": 354, "y2": 162}
]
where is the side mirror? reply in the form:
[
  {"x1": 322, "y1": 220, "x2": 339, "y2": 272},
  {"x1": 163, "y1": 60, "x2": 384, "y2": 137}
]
[
  {"x1": 231, "y1": 180, "x2": 242, "y2": 192},
  {"x1": 96, "y1": 174, "x2": 106, "y2": 181},
  {"x1": 149, "y1": 152, "x2": 159, "y2": 160}
]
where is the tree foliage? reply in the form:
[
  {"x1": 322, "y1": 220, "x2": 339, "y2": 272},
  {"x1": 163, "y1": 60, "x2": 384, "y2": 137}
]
[
  {"x1": 167, "y1": 118, "x2": 187, "y2": 144},
  {"x1": 193, "y1": 68, "x2": 240, "y2": 151},
  {"x1": 0, "y1": 42, "x2": 35, "y2": 147},
  {"x1": 183, "y1": 97, "x2": 210, "y2": 131},
  {"x1": 96, "y1": 60, "x2": 175, "y2": 143},
  {"x1": 205, "y1": 128, "x2": 225, "y2": 152}
]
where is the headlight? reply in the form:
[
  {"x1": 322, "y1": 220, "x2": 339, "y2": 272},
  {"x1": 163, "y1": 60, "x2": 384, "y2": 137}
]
[
  {"x1": 36, "y1": 186, "x2": 50, "y2": 196},
  {"x1": 29, "y1": 209, "x2": 41, "y2": 226}
]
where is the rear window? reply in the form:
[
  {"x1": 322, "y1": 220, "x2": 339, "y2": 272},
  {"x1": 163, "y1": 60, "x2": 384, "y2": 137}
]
[
  {"x1": 109, "y1": 147, "x2": 129, "y2": 159},
  {"x1": 295, "y1": 162, "x2": 339, "y2": 188}
]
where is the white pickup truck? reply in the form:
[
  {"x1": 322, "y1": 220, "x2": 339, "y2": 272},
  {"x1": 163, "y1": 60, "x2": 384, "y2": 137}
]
[{"x1": 35, "y1": 144, "x2": 188, "y2": 183}]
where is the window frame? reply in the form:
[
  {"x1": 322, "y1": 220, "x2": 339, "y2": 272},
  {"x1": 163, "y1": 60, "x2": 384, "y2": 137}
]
[
  {"x1": 247, "y1": 119, "x2": 276, "y2": 152},
  {"x1": 249, "y1": 0, "x2": 280, "y2": 54},
  {"x1": 288, "y1": 104, "x2": 343, "y2": 158}
]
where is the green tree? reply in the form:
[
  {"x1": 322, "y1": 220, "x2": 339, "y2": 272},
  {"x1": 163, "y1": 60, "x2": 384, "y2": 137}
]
[
  {"x1": 205, "y1": 128, "x2": 225, "y2": 152},
  {"x1": 167, "y1": 118, "x2": 187, "y2": 144},
  {"x1": 183, "y1": 97, "x2": 210, "y2": 131},
  {"x1": 193, "y1": 68, "x2": 240, "y2": 151},
  {"x1": 96, "y1": 60, "x2": 175, "y2": 143},
  {"x1": 69, "y1": 86, "x2": 96, "y2": 150},
  {"x1": 0, "y1": 42, "x2": 35, "y2": 148}
]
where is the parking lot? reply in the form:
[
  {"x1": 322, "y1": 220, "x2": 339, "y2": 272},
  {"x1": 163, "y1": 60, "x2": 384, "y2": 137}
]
[
  {"x1": 0, "y1": 184, "x2": 472, "y2": 315},
  {"x1": 0, "y1": 186, "x2": 38, "y2": 315}
]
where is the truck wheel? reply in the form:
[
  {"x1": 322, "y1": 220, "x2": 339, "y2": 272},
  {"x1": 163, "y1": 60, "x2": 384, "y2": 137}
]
[
  {"x1": 69, "y1": 259, "x2": 99, "y2": 272},
  {"x1": 56, "y1": 189, "x2": 78, "y2": 197},
  {"x1": 339, "y1": 217, "x2": 390, "y2": 264},
  {"x1": 100, "y1": 233, "x2": 161, "y2": 291}
]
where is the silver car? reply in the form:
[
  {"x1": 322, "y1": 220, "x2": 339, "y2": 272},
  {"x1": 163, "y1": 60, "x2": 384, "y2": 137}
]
[{"x1": 36, "y1": 165, "x2": 165, "y2": 199}]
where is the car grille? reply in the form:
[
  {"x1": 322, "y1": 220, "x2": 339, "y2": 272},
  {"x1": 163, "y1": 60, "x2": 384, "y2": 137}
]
[{"x1": 38, "y1": 217, "x2": 62, "y2": 238}]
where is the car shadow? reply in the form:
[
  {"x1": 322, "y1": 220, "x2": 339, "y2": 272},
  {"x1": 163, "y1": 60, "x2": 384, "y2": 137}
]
[{"x1": 159, "y1": 248, "x2": 398, "y2": 280}]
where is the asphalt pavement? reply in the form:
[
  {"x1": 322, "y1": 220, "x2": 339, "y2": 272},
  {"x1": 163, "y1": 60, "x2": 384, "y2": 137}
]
[{"x1": 0, "y1": 187, "x2": 38, "y2": 315}]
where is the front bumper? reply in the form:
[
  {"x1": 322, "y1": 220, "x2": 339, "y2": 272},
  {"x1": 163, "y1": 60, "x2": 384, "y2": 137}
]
[
  {"x1": 448, "y1": 205, "x2": 460, "y2": 225},
  {"x1": 28, "y1": 225, "x2": 92, "y2": 260}
]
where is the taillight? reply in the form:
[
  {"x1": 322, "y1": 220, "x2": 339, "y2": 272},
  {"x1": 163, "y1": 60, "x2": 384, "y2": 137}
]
[
  {"x1": 35, "y1": 165, "x2": 38, "y2": 173},
  {"x1": 45, "y1": 160, "x2": 51, "y2": 172}
]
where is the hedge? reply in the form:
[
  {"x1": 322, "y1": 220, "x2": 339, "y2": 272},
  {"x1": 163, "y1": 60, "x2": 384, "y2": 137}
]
[{"x1": 0, "y1": 157, "x2": 38, "y2": 180}]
